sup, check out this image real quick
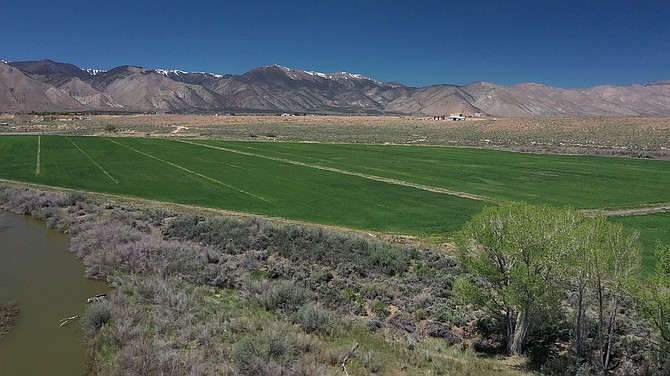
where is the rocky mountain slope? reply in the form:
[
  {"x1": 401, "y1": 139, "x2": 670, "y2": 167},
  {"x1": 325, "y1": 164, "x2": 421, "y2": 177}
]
[{"x1": 2, "y1": 59, "x2": 670, "y2": 116}]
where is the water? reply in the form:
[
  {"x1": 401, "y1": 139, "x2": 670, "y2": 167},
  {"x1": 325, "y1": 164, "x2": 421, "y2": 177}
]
[{"x1": 0, "y1": 212, "x2": 108, "y2": 375}]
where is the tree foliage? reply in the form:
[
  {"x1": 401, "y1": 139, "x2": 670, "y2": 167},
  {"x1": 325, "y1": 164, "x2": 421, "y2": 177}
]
[
  {"x1": 454, "y1": 203, "x2": 580, "y2": 355},
  {"x1": 561, "y1": 216, "x2": 640, "y2": 374},
  {"x1": 632, "y1": 242, "x2": 670, "y2": 369},
  {"x1": 454, "y1": 202, "x2": 642, "y2": 365}
]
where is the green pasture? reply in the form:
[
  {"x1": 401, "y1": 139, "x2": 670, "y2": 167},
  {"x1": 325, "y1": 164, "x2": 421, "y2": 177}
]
[
  {"x1": 611, "y1": 212, "x2": 670, "y2": 273},
  {"x1": 1, "y1": 135, "x2": 668, "y2": 272},
  {"x1": 0, "y1": 135, "x2": 486, "y2": 235},
  {"x1": 207, "y1": 141, "x2": 670, "y2": 209}
]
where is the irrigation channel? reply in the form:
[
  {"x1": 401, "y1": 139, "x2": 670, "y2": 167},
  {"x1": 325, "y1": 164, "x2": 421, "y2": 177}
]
[{"x1": 0, "y1": 211, "x2": 108, "y2": 375}]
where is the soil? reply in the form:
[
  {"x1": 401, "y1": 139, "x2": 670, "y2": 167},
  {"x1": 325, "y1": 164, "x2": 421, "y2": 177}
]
[{"x1": 583, "y1": 203, "x2": 670, "y2": 217}]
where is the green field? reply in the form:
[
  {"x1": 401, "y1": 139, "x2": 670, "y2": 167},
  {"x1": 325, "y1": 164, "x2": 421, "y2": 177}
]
[
  {"x1": 204, "y1": 141, "x2": 670, "y2": 209},
  {"x1": 0, "y1": 135, "x2": 486, "y2": 235},
  {"x1": 611, "y1": 212, "x2": 670, "y2": 273},
  {"x1": 1, "y1": 135, "x2": 669, "y2": 264}
]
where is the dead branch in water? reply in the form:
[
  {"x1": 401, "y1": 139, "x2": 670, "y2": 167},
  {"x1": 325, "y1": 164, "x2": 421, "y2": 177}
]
[
  {"x1": 87, "y1": 294, "x2": 107, "y2": 303},
  {"x1": 59, "y1": 315, "x2": 81, "y2": 328}
]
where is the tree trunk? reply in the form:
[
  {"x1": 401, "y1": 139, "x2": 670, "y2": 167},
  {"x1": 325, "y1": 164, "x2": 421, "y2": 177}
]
[
  {"x1": 575, "y1": 283, "x2": 586, "y2": 357},
  {"x1": 510, "y1": 308, "x2": 530, "y2": 355},
  {"x1": 596, "y1": 276, "x2": 606, "y2": 370},
  {"x1": 506, "y1": 309, "x2": 516, "y2": 354},
  {"x1": 601, "y1": 296, "x2": 619, "y2": 375}
]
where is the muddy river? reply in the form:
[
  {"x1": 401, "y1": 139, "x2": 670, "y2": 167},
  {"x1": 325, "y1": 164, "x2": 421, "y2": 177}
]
[{"x1": 0, "y1": 211, "x2": 108, "y2": 375}]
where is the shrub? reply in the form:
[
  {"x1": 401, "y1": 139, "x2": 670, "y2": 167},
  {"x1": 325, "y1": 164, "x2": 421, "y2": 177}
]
[
  {"x1": 0, "y1": 188, "x2": 43, "y2": 214},
  {"x1": 163, "y1": 215, "x2": 267, "y2": 254},
  {"x1": 259, "y1": 281, "x2": 309, "y2": 313},
  {"x1": 368, "y1": 244, "x2": 410, "y2": 276},
  {"x1": 371, "y1": 299, "x2": 389, "y2": 318},
  {"x1": 294, "y1": 303, "x2": 341, "y2": 336},
  {"x1": 265, "y1": 327, "x2": 298, "y2": 365},
  {"x1": 361, "y1": 350, "x2": 384, "y2": 373},
  {"x1": 82, "y1": 300, "x2": 113, "y2": 334},
  {"x1": 60, "y1": 191, "x2": 87, "y2": 207},
  {"x1": 232, "y1": 328, "x2": 298, "y2": 375},
  {"x1": 111, "y1": 316, "x2": 142, "y2": 346},
  {"x1": 292, "y1": 358, "x2": 328, "y2": 376},
  {"x1": 73, "y1": 219, "x2": 206, "y2": 281}
]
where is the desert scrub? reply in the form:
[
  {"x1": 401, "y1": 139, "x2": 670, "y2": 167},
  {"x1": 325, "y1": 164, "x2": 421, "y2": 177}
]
[
  {"x1": 82, "y1": 300, "x2": 113, "y2": 334},
  {"x1": 0, "y1": 300, "x2": 19, "y2": 341},
  {"x1": 293, "y1": 303, "x2": 343, "y2": 336},
  {"x1": 253, "y1": 280, "x2": 310, "y2": 313},
  {"x1": 232, "y1": 326, "x2": 300, "y2": 374},
  {"x1": 165, "y1": 216, "x2": 413, "y2": 277}
]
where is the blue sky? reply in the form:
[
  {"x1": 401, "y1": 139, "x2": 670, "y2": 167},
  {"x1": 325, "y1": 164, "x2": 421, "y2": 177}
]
[{"x1": 2, "y1": 0, "x2": 668, "y2": 88}]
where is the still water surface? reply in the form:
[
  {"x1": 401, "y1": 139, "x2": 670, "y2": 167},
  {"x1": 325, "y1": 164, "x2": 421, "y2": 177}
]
[{"x1": 0, "y1": 212, "x2": 108, "y2": 375}]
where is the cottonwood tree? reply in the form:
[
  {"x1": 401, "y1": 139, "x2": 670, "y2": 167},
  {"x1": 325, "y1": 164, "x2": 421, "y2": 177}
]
[
  {"x1": 631, "y1": 242, "x2": 670, "y2": 371},
  {"x1": 453, "y1": 203, "x2": 580, "y2": 355},
  {"x1": 568, "y1": 217, "x2": 640, "y2": 373},
  {"x1": 567, "y1": 219, "x2": 593, "y2": 358}
]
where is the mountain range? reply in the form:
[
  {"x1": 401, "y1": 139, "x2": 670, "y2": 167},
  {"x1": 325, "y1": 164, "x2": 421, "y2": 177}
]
[{"x1": 2, "y1": 59, "x2": 670, "y2": 117}]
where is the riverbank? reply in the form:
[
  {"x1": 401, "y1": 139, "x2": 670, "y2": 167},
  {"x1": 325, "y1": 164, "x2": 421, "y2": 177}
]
[
  {"x1": 0, "y1": 183, "x2": 535, "y2": 375},
  {"x1": 0, "y1": 182, "x2": 665, "y2": 375},
  {"x1": 0, "y1": 301, "x2": 19, "y2": 341}
]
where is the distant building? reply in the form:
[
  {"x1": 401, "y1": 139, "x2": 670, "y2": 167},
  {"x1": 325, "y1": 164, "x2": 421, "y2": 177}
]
[
  {"x1": 449, "y1": 113, "x2": 466, "y2": 121},
  {"x1": 433, "y1": 115, "x2": 446, "y2": 120},
  {"x1": 0, "y1": 122, "x2": 8, "y2": 126},
  {"x1": 473, "y1": 112, "x2": 483, "y2": 117}
]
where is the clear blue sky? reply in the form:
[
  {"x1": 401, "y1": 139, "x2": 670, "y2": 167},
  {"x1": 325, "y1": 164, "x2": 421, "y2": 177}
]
[{"x1": 2, "y1": 0, "x2": 668, "y2": 88}]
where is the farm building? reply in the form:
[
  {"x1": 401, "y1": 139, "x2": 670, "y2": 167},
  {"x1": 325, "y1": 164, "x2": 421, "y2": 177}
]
[
  {"x1": 449, "y1": 113, "x2": 466, "y2": 121},
  {"x1": 433, "y1": 115, "x2": 446, "y2": 120}
]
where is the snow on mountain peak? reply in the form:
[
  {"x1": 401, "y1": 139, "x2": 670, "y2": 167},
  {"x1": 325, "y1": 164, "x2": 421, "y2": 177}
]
[
  {"x1": 153, "y1": 66, "x2": 230, "y2": 78},
  {"x1": 271, "y1": 65, "x2": 382, "y2": 84},
  {"x1": 271, "y1": 64, "x2": 291, "y2": 71},
  {"x1": 196, "y1": 72, "x2": 223, "y2": 78},
  {"x1": 330, "y1": 71, "x2": 381, "y2": 84},
  {"x1": 85, "y1": 68, "x2": 107, "y2": 75},
  {"x1": 155, "y1": 69, "x2": 188, "y2": 77},
  {"x1": 154, "y1": 68, "x2": 224, "y2": 78},
  {"x1": 305, "y1": 70, "x2": 331, "y2": 79}
]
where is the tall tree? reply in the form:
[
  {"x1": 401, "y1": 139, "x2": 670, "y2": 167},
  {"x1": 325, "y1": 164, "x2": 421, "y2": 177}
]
[
  {"x1": 453, "y1": 203, "x2": 580, "y2": 355},
  {"x1": 567, "y1": 217, "x2": 640, "y2": 366},
  {"x1": 631, "y1": 242, "x2": 670, "y2": 371},
  {"x1": 582, "y1": 218, "x2": 640, "y2": 374}
]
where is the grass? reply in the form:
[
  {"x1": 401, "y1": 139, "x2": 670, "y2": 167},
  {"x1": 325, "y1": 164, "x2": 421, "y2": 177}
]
[
  {"x1": 1, "y1": 135, "x2": 668, "y2": 272},
  {"x1": 611, "y1": 212, "x2": 670, "y2": 274},
  {"x1": 0, "y1": 135, "x2": 487, "y2": 236},
  {"x1": 208, "y1": 140, "x2": 670, "y2": 209}
]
